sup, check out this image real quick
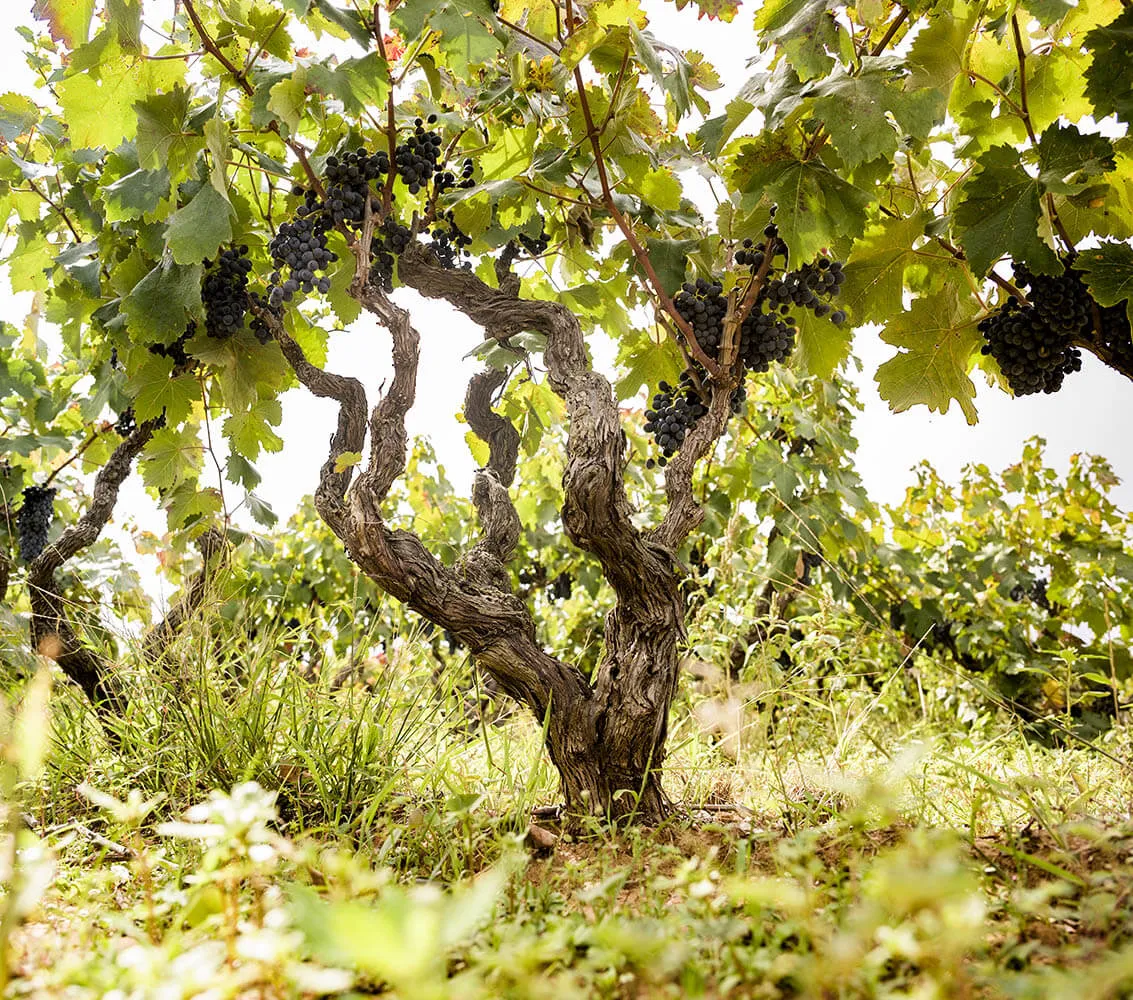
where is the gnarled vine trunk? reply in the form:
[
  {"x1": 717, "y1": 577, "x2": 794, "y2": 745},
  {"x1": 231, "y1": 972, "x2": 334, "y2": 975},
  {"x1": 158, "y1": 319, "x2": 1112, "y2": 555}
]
[{"x1": 266, "y1": 230, "x2": 736, "y2": 821}]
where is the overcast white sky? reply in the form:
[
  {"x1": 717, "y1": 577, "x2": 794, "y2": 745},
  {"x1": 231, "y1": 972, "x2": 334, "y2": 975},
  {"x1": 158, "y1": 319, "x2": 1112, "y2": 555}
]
[{"x1": 2, "y1": 2, "x2": 1130, "y2": 606}]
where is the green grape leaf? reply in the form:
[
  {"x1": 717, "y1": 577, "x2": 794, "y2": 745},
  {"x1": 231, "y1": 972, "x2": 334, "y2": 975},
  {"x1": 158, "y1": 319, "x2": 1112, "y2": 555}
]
[
  {"x1": 754, "y1": 0, "x2": 843, "y2": 81},
  {"x1": 104, "y1": 167, "x2": 171, "y2": 222},
  {"x1": 669, "y1": 0, "x2": 741, "y2": 21},
  {"x1": 108, "y1": 0, "x2": 143, "y2": 50},
  {"x1": 430, "y1": 0, "x2": 504, "y2": 76},
  {"x1": 135, "y1": 86, "x2": 204, "y2": 178},
  {"x1": 840, "y1": 213, "x2": 927, "y2": 325},
  {"x1": 312, "y1": 0, "x2": 373, "y2": 48},
  {"x1": 225, "y1": 400, "x2": 284, "y2": 460},
  {"x1": 875, "y1": 287, "x2": 983, "y2": 424},
  {"x1": 696, "y1": 97, "x2": 755, "y2": 158},
  {"x1": 141, "y1": 424, "x2": 201, "y2": 491},
  {"x1": 907, "y1": 1, "x2": 980, "y2": 94},
  {"x1": 792, "y1": 308, "x2": 853, "y2": 380},
  {"x1": 1036, "y1": 124, "x2": 1116, "y2": 195},
  {"x1": 226, "y1": 453, "x2": 262, "y2": 490},
  {"x1": 640, "y1": 238, "x2": 700, "y2": 295},
  {"x1": 131, "y1": 357, "x2": 201, "y2": 425},
  {"x1": 806, "y1": 61, "x2": 942, "y2": 169},
  {"x1": 165, "y1": 185, "x2": 234, "y2": 265},
  {"x1": 122, "y1": 261, "x2": 202, "y2": 344},
  {"x1": 1073, "y1": 241, "x2": 1133, "y2": 316},
  {"x1": 735, "y1": 151, "x2": 870, "y2": 263},
  {"x1": 58, "y1": 62, "x2": 145, "y2": 150},
  {"x1": 953, "y1": 145, "x2": 1060, "y2": 278},
  {"x1": 1084, "y1": 5, "x2": 1133, "y2": 125},
  {"x1": 0, "y1": 94, "x2": 39, "y2": 143},
  {"x1": 31, "y1": 0, "x2": 94, "y2": 47},
  {"x1": 268, "y1": 68, "x2": 308, "y2": 134},
  {"x1": 306, "y1": 54, "x2": 389, "y2": 116}
]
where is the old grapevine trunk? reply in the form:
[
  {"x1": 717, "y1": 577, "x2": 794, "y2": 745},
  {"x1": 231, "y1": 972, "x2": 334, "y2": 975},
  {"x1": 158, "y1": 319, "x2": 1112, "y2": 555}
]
[{"x1": 270, "y1": 239, "x2": 727, "y2": 822}]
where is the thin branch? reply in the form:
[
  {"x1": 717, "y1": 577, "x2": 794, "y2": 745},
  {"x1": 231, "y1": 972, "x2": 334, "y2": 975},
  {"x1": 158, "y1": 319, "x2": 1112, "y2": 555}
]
[
  {"x1": 26, "y1": 180, "x2": 82, "y2": 242},
  {"x1": 571, "y1": 68, "x2": 722, "y2": 379},
  {"x1": 43, "y1": 429, "x2": 102, "y2": 487}
]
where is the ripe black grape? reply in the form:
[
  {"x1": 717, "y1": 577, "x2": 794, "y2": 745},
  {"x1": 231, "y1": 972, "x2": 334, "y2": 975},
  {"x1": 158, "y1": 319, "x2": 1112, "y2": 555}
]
[
  {"x1": 978, "y1": 261, "x2": 1094, "y2": 396},
  {"x1": 202, "y1": 245, "x2": 253, "y2": 339},
  {"x1": 369, "y1": 217, "x2": 413, "y2": 293},
  {"x1": 114, "y1": 407, "x2": 136, "y2": 436},
  {"x1": 17, "y1": 485, "x2": 56, "y2": 562},
  {"x1": 643, "y1": 372, "x2": 709, "y2": 466},
  {"x1": 428, "y1": 210, "x2": 472, "y2": 270}
]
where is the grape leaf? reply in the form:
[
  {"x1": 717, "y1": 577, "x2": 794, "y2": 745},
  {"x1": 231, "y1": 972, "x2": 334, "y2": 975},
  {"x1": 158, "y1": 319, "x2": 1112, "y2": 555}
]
[
  {"x1": 103, "y1": 167, "x2": 171, "y2": 222},
  {"x1": 669, "y1": 0, "x2": 741, "y2": 21},
  {"x1": 806, "y1": 61, "x2": 943, "y2": 169},
  {"x1": 736, "y1": 153, "x2": 870, "y2": 263},
  {"x1": 306, "y1": 54, "x2": 389, "y2": 116},
  {"x1": 58, "y1": 62, "x2": 146, "y2": 150},
  {"x1": 31, "y1": 0, "x2": 94, "y2": 47},
  {"x1": 953, "y1": 145, "x2": 1060, "y2": 278},
  {"x1": 840, "y1": 213, "x2": 928, "y2": 325},
  {"x1": 225, "y1": 401, "x2": 284, "y2": 460},
  {"x1": 1036, "y1": 124, "x2": 1116, "y2": 195},
  {"x1": 907, "y1": 1, "x2": 980, "y2": 95},
  {"x1": 792, "y1": 307, "x2": 853, "y2": 380},
  {"x1": 875, "y1": 288, "x2": 982, "y2": 424},
  {"x1": 135, "y1": 86, "x2": 205, "y2": 179},
  {"x1": 108, "y1": 0, "x2": 142, "y2": 50},
  {"x1": 311, "y1": 0, "x2": 372, "y2": 47},
  {"x1": 122, "y1": 261, "x2": 202, "y2": 344},
  {"x1": 165, "y1": 185, "x2": 234, "y2": 266},
  {"x1": 640, "y1": 238, "x2": 700, "y2": 295},
  {"x1": 1073, "y1": 242, "x2": 1133, "y2": 323},
  {"x1": 0, "y1": 94, "x2": 39, "y2": 143},
  {"x1": 754, "y1": 0, "x2": 843, "y2": 82},
  {"x1": 1020, "y1": 0, "x2": 1074, "y2": 26},
  {"x1": 268, "y1": 69, "x2": 308, "y2": 135},
  {"x1": 1084, "y1": 5, "x2": 1133, "y2": 125},
  {"x1": 140, "y1": 424, "x2": 201, "y2": 491},
  {"x1": 131, "y1": 357, "x2": 201, "y2": 425}
]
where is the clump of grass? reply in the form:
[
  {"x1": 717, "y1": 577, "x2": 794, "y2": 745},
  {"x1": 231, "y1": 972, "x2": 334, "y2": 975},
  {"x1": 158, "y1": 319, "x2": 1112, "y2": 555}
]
[{"x1": 3, "y1": 595, "x2": 1133, "y2": 997}]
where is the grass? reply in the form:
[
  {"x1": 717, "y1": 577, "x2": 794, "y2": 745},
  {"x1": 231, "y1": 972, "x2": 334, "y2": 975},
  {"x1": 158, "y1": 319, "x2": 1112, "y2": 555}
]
[{"x1": 3, "y1": 600, "x2": 1133, "y2": 998}]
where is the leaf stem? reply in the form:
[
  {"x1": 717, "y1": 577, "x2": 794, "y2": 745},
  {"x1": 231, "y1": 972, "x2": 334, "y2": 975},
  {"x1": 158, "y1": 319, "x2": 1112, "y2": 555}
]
[{"x1": 871, "y1": 5, "x2": 909, "y2": 56}]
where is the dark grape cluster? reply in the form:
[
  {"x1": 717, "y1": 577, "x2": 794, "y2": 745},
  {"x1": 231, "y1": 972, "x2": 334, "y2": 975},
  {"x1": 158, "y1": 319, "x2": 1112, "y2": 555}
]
[
  {"x1": 976, "y1": 259, "x2": 1133, "y2": 395},
  {"x1": 428, "y1": 210, "x2": 472, "y2": 270},
  {"x1": 674, "y1": 279, "x2": 728, "y2": 356},
  {"x1": 517, "y1": 221, "x2": 550, "y2": 257},
  {"x1": 434, "y1": 155, "x2": 475, "y2": 195},
  {"x1": 645, "y1": 217, "x2": 846, "y2": 466},
  {"x1": 202, "y1": 245, "x2": 254, "y2": 339},
  {"x1": 149, "y1": 323, "x2": 195, "y2": 368},
  {"x1": 114, "y1": 407, "x2": 136, "y2": 436},
  {"x1": 319, "y1": 148, "x2": 389, "y2": 227},
  {"x1": 17, "y1": 485, "x2": 56, "y2": 563},
  {"x1": 1098, "y1": 301, "x2": 1133, "y2": 371},
  {"x1": 368, "y1": 216, "x2": 414, "y2": 293},
  {"x1": 248, "y1": 290, "x2": 283, "y2": 345},
  {"x1": 395, "y1": 116, "x2": 443, "y2": 194},
  {"x1": 644, "y1": 372, "x2": 709, "y2": 467},
  {"x1": 267, "y1": 216, "x2": 337, "y2": 308}
]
